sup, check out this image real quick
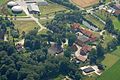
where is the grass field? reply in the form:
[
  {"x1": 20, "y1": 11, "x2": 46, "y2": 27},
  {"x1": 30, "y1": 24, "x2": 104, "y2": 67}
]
[
  {"x1": 102, "y1": 54, "x2": 120, "y2": 69},
  {"x1": 98, "y1": 45, "x2": 120, "y2": 80},
  {"x1": 0, "y1": 0, "x2": 8, "y2": 6},
  {"x1": 39, "y1": 18, "x2": 52, "y2": 25},
  {"x1": 71, "y1": 0, "x2": 99, "y2": 8},
  {"x1": 39, "y1": 2, "x2": 68, "y2": 17},
  {"x1": 98, "y1": 59, "x2": 120, "y2": 80},
  {"x1": 13, "y1": 20, "x2": 38, "y2": 34},
  {"x1": 105, "y1": 0, "x2": 111, "y2": 3},
  {"x1": 110, "y1": 46, "x2": 120, "y2": 57},
  {"x1": 101, "y1": 31, "x2": 114, "y2": 48}
]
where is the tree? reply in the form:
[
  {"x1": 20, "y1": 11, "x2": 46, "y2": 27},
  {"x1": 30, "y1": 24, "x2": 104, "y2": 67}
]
[
  {"x1": 117, "y1": 33, "x2": 120, "y2": 44},
  {"x1": 118, "y1": 14, "x2": 120, "y2": 21},
  {"x1": 107, "y1": 39, "x2": 118, "y2": 51},
  {"x1": 67, "y1": 33, "x2": 76, "y2": 46},
  {"x1": 30, "y1": 49, "x2": 47, "y2": 62},
  {"x1": 7, "y1": 45, "x2": 15, "y2": 56},
  {"x1": 105, "y1": 18, "x2": 114, "y2": 33},
  {"x1": 88, "y1": 48, "x2": 97, "y2": 65},
  {"x1": 6, "y1": 68, "x2": 18, "y2": 80},
  {"x1": 96, "y1": 44, "x2": 105, "y2": 59},
  {"x1": 64, "y1": 47, "x2": 73, "y2": 58}
]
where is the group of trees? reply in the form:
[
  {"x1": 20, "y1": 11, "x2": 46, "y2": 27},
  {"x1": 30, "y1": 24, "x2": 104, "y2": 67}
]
[
  {"x1": 89, "y1": 44, "x2": 105, "y2": 65},
  {"x1": 46, "y1": 11, "x2": 82, "y2": 47},
  {"x1": 46, "y1": 11, "x2": 83, "y2": 33},
  {"x1": 49, "y1": 0, "x2": 79, "y2": 10},
  {"x1": 0, "y1": 47, "x2": 81, "y2": 80},
  {"x1": 105, "y1": 17, "x2": 120, "y2": 52},
  {"x1": 0, "y1": 27, "x2": 82, "y2": 80}
]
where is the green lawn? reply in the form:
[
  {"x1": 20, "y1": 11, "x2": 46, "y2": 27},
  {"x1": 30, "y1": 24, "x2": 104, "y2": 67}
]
[
  {"x1": 101, "y1": 31, "x2": 114, "y2": 48},
  {"x1": 110, "y1": 46, "x2": 120, "y2": 57},
  {"x1": 39, "y1": 2, "x2": 68, "y2": 17},
  {"x1": 98, "y1": 46, "x2": 120, "y2": 80},
  {"x1": 102, "y1": 54, "x2": 120, "y2": 69},
  {"x1": 39, "y1": 18, "x2": 52, "y2": 25},
  {"x1": 112, "y1": 17, "x2": 120, "y2": 30},
  {"x1": 13, "y1": 20, "x2": 38, "y2": 34},
  {"x1": 105, "y1": 0, "x2": 111, "y2": 3},
  {"x1": 98, "y1": 59, "x2": 120, "y2": 80}
]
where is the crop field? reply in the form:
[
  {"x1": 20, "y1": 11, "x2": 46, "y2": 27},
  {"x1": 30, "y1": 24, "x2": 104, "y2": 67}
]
[{"x1": 71, "y1": 0, "x2": 99, "y2": 8}]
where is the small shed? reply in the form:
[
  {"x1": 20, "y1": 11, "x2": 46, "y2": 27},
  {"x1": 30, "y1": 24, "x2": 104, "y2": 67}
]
[
  {"x1": 27, "y1": 4, "x2": 40, "y2": 14},
  {"x1": 83, "y1": 67, "x2": 95, "y2": 73}
]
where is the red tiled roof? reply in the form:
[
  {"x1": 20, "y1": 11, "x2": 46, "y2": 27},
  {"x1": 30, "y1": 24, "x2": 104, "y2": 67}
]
[
  {"x1": 114, "y1": 10, "x2": 120, "y2": 15},
  {"x1": 76, "y1": 55, "x2": 87, "y2": 62},
  {"x1": 87, "y1": 37, "x2": 97, "y2": 42},
  {"x1": 71, "y1": 23, "x2": 80, "y2": 29},
  {"x1": 79, "y1": 28, "x2": 93, "y2": 37},
  {"x1": 80, "y1": 45, "x2": 92, "y2": 55}
]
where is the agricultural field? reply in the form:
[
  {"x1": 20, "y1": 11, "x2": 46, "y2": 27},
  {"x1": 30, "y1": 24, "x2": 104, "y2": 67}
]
[
  {"x1": 98, "y1": 46, "x2": 120, "y2": 80},
  {"x1": 98, "y1": 59, "x2": 120, "y2": 80},
  {"x1": 39, "y1": 2, "x2": 68, "y2": 17},
  {"x1": 13, "y1": 20, "x2": 38, "y2": 34},
  {"x1": 71, "y1": 0, "x2": 99, "y2": 8},
  {"x1": 102, "y1": 54, "x2": 119, "y2": 69}
]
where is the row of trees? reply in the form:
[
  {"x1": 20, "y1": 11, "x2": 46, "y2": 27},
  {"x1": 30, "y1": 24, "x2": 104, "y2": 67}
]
[{"x1": 105, "y1": 17, "x2": 120, "y2": 52}]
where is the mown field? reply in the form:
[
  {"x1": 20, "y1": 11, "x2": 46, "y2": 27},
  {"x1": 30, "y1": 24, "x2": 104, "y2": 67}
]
[
  {"x1": 39, "y1": 1, "x2": 68, "y2": 17},
  {"x1": 13, "y1": 20, "x2": 38, "y2": 34},
  {"x1": 98, "y1": 46, "x2": 120, "y2": 80},
  {"x1": 71, "y1": 0, "x2": 99, "y2": 8},
  {"x1": 98, "y1": 59, "x2": 120, "y2": 80}
]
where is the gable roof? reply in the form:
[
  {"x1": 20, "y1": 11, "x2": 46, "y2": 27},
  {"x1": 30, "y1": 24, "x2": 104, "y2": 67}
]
[
  {"x1": 113, "y1": 4, "x2": 120, "y2": 10},
  {"x1": 28, "y1": 3, "x2": 40, "y2": 12},
  {"x1": 80, "y1": 45, "x2": 92, "y2": 55},
  {"x1": 83, "y1": 67, "x2": 95, "y2": 73},
  {"x1": 80, "y1": 28, "x2": 93, "y2": 37},
  {"x1": 71, "y1": 23, "x2": 80, "y2": 30}
]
